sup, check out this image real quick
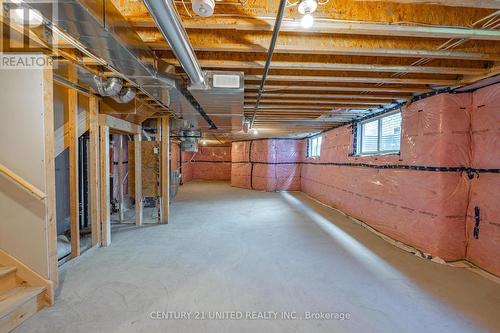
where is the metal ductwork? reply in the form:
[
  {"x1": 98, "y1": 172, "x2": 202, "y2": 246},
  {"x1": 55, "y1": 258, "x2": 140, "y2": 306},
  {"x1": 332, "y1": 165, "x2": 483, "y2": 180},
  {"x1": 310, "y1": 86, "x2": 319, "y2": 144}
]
[
  {"x1": 93, "y1": 76, "x2": 123, "y2": 97},
  {"x1": 92, "y1": 75, "x2": 136, "y2": 104},
  {"x1": 113, "y1": 87, "x2": 136, "y2": 104},
  {"x1": 18, "y1": 0, "x2": 243, "y2": 131},
  {"x1": 179, "y1": 130, "x2": 201, "y2": 152},
  {"x1": 18, "y1": 0, "x2": 211, "y2": 125},
  {"x1": 143, "y1": 0, "x2": 206, "y2": 89}
]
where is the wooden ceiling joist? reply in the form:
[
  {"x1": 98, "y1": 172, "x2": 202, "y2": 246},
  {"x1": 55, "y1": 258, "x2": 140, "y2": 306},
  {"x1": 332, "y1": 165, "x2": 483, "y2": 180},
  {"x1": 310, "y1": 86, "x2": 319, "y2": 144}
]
[
  {"x1": 245, "y1": 93, "x2": 408, "y2": 100},
  {"x1": 114, "y1": 0, "x2": 497, "y2": 25},
  {"x1": 151, "y1": 19, "x2": 500, "y2": 41},
  {"x1": 245, "y1": 75, "x2": 457, "y2": 85},
  {"x1": 244, "y1": 105, "x2": 372, "y2": 110},
  {"x1": 177, "y1": 59, "x2": 487, "y2": 75},
  {"x1": 147, "y1": 28, "x2": 500, "y2": 59},
  {"x1": 244, "y1": 99, "x2": 385, "y2": 106},
  {"x1": 357, "y1": 0, "x2": 500, "y2": 10},
  {"x1": 170, "y1": 45, "x2": 499, "y2": 61},
  {"x1": 244, "y1": 85, "x2": 430, "y2": 93},
  {"x1": 109, "y1": 0, "x2": 500, "y2": 136}
]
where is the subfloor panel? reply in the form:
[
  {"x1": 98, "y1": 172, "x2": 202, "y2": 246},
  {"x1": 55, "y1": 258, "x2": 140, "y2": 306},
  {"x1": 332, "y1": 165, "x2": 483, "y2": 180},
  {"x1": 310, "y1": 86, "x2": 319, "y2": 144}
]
[{"x1": 15, "y1": 181, "x2": 500, "y2": 333}]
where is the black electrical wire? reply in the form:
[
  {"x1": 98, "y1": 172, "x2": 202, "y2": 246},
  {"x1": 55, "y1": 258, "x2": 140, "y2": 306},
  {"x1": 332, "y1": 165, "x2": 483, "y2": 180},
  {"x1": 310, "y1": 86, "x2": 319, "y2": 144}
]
[{"x1": 250, "y1": 0, "x2": 288, "y2": 128}]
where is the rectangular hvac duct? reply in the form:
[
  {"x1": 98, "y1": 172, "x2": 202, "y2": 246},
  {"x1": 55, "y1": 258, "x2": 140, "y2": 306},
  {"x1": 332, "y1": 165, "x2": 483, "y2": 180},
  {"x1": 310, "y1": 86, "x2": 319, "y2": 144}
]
[{"x1": 189, "y1": 71, "x2": 245, "y2": 132}]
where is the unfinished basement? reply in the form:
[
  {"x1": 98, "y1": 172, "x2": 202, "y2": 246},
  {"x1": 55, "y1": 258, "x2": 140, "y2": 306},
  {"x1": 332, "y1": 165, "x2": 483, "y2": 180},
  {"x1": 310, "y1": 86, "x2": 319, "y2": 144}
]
[{"x1": 0, "y1": 0, "x2": 499, "y2": 332}]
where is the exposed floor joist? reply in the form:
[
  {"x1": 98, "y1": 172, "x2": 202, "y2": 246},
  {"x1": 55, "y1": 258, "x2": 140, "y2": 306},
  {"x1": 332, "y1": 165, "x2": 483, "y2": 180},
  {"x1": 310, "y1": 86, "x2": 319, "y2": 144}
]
[
  {"x1": 166, "y1": 59, "x2": 488, "y2": 75},
  {"x1": 132, "y1": 18, "x2": 500, "y2": 40},
  {"x1": 109, "y1": 0, "x2": 500, "y2": 135}
]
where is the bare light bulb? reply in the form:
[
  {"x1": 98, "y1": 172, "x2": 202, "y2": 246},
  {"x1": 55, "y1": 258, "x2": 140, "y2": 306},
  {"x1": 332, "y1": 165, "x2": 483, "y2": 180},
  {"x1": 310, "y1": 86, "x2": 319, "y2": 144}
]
[
  {"x1": 251, "y1": 128, "x2": 258, "y2": 135},
  {"x1": 202, "y1": 140, "x2": 207, "y2": 145},
  {"x1": 301, "y1": 14, "x2": 314, "y2": 29}
]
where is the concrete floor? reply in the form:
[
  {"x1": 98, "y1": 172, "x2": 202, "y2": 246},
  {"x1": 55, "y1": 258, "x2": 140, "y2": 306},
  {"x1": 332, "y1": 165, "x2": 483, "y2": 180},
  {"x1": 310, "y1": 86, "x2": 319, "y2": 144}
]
[{"x1": 16, "y1": 181, "x2": 500, "y2": 333}]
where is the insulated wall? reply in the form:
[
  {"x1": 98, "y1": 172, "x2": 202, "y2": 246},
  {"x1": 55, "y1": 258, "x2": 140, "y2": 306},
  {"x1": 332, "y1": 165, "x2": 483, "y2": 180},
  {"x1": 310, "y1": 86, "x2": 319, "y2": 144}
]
[
  {"x1": 227, "y1": 87, "x2": 499, "y2": 275},
  {"x1": 181, "y1": 151, "x2": 194, "y2": 183},
  {"x1": 466, "y1": 83, "x2": 500, "y2": 276},
  {"x1": 302, "y1": 93, "x2": 473, "y2": 261},
  {"x1": 231, "y1": 139, "x2": 304, "y2": 191},
  {"x1": 231, "y1": 141, "x2": 251, "y2": 188},
  {"x1": 111, "y1": 135, "x2": 129, "y2": 199},
  {"x1": 182, "y1": 146, "x2": 231, "y2": 181}
]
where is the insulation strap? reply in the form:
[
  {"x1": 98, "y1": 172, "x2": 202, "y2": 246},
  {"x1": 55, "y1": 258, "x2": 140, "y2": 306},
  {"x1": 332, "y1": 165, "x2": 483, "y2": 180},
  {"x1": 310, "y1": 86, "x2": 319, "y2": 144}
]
[
  {"x1": 228, "y1": 161, "x2": 500, "y2": 175},
  {"x1": 249, "y1": 141, "x2": 254, "y2": 189},
  {"x1": 190, "y1": 160, "x2": 232, "y2": 163}
]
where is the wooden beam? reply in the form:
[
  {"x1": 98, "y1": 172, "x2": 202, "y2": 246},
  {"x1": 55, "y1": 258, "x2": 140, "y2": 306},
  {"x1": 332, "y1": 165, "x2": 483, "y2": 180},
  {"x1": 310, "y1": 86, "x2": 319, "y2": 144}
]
[
  {"x1": 148, "y1": 30, "x2": 500, "y2": 61},
  {"x1": 134, "y1": 132, "x2": 143, "y2": 226},
  {"x1": 192, "y1": 46, "x2": 499, "y2": 61},
  {"x1": 169, "y1": 59, "x2": 486, "y2": 75},
  {"x1": 175, "y1": 19, "x2": 500, "y2": 41},
  {"x1": 100, "y1": 125, "x2": 111, "y2": 246},
  {"x1": 99, "y1": 114, "x2": 141, "y2": 134},
  {"x1": 160, "y1": 117, "x2": 170, "y2": 224},
  {"x1": 245, "y1": 99, "x2": 386, "y2": 106},
  {"x1": 154, "y1": 43, "x2": 500, "y2": 62},
  {"x1": 459, "y1": 64, "x2": 500, "y2": 84},
  {"x1": 245, "y1": 84, "x2": 429, "y2": 93},
  {"x1": 117, "y1": 135, "x2": 124, "y2": 223},
  {"x1": 200, "y1": 19, "x2": 500, "y2": 41},
  {"x1": 245, "y1": 105, "x2": 372, "y2": 110},
  {"x1": 116, "y1": 0, "x2": 497, "y2": 24},
  {"x1": 88, "y1": 96, "x2": 101, "y2": 247},
  {"x1": 42, "y1": 59, "x2": 58, "y2": 291},
  {"x1": 67, "y1": 67, "x2": 80, "y2": 258},
  {"x1": 245, "y1": 75, "x2": 457, "y2": 85},
  {"x1": 245, "y1": 92, "x2": 407, "y2": 100},
  {"x1": 355, "y1": 0, "x2": 500, "y2": 9},
  {"x1": 254, "y1": 118, "x2": 349, "y2": 122}
]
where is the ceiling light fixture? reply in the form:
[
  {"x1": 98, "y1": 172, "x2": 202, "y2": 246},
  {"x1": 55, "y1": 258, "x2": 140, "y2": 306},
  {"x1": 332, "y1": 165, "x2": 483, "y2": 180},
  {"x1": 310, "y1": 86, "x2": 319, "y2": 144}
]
[
  {"x1": 192, "y1": 0, "x2": 215, "y2": 17},
  {"x1": 300, "y1": 13, "x2": 314, "y2": 29},
  {"x1": 251, "y1": 128, "x2": 258, "y2": 135},
  {"x1": 298, "y1": 0, "x2": 317, "y2": 29}
]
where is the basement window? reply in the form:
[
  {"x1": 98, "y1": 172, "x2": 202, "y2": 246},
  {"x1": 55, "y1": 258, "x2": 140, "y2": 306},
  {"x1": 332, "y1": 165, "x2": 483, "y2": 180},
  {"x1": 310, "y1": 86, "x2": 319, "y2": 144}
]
[
  {"x1": 356, "y1": 111, "x2": 401, "y2": 155},
  {"x1": 307, "y1": 135, "x2": 322, "y2": 158}
]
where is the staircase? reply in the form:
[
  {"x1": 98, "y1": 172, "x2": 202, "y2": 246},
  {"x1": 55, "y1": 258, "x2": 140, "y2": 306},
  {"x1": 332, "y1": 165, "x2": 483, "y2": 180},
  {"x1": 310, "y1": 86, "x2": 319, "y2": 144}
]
[{"x1": 0, "y1": 265, "x2": 47, "y2": 333}]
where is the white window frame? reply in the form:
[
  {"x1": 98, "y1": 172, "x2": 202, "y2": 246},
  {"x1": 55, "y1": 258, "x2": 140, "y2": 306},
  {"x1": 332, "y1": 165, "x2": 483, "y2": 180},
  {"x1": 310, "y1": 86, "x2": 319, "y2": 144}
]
[
  {"x1": 307, "y1": 135, "x2": 322, "y2": 158},
  {"x1": 356, "y1": 111, "x2": 401, "y2": 156}
]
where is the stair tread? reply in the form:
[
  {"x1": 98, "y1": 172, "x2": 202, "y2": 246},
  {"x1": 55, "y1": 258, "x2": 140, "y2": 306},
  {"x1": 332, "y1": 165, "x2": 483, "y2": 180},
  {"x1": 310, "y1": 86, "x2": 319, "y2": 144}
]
[
  {"x1": 0, "y1": 266, "x2": 16, "y2": 279},
  {"x1": 0, "y1": 286, "x2": 45, "y2": 319}
]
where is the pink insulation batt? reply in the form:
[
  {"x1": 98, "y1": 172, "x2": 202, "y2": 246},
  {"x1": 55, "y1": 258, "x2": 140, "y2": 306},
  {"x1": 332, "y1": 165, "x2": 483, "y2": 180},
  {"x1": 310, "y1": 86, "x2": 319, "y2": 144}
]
[
  {"x1": 231, "y1": 139, "x2": 304, "y2": 191},
  {"x1": 465, "y1": 83, "x2": 500, "y2": 276},
  {"x1": 226, "y1": 86, "x2": 499, "y2": 275},
  {"x1": 301, "y1": 93, "x2": 474, "y2": 261},
  {"x1": 190, "y1": 146, "x2": 232, "y2": 181}
]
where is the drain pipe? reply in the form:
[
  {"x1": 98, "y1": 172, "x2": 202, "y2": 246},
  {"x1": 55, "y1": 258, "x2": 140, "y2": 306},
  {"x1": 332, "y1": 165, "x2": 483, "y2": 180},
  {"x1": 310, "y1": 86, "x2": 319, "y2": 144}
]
[
  {"x1": 143, "y1": 0, "x2": 206, "y2": 88},
  {"x1": 250, "y1": 0, "x2": 287, "y2": 128}
]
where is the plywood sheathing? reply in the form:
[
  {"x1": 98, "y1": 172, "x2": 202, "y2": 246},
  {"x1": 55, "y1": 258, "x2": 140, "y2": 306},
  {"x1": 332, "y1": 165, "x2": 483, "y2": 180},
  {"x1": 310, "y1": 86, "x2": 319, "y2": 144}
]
[{"x1": 128, "y1": 141, "x2": 160, "y2": 198}]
